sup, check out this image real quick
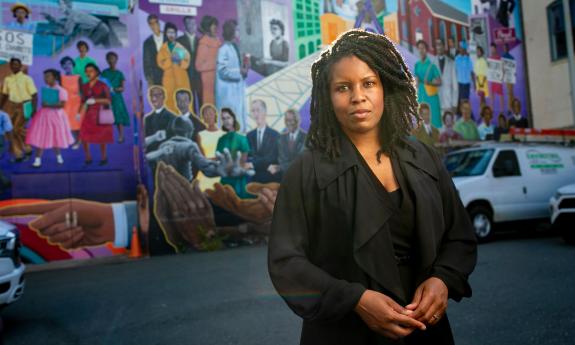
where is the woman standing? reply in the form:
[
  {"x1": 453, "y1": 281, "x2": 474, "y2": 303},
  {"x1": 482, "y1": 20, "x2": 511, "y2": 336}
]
[
  {"x1": 268, "y1": 30, "x2": 477, "y2": 344},
  {"x1": 474, "y1": 46, "x2": 489, "y2": 109},
  {"x1": 59, "y1": 56, "x2": 82, "y2": 148},
  {"x1": 216, "y1": 108, "x2": 251, "y2": 199},
  {"x1": 73, "y1": 41, "x2": 97, "y2": 84},
  {"x1": 414, "y1": 40, "x2": 442, "y2": 128},
  {"x1": 489, "y1": 43, "x2": 504, "y2": 113},
  {"x1": 195, "y1": 15, "x2": 221, "y2": 106},
  {"x1": 197, "y1": 104, "x2": 225, "y2": 191},
  {"x1": 157, "y1": 22, "x2": 191, "y2": 114},
  {"x1": 215, "y1": 19, "x2": 248, "y2": 132},
  {"x1": 80, "y1": 63, "x2": 113, "y2": 165},
  {"x1": 26, "y1": 69, "x2": 74, "y2": 168},
  {"x1": 102, "y1": 52, "x2": 130, "y2": 143}
]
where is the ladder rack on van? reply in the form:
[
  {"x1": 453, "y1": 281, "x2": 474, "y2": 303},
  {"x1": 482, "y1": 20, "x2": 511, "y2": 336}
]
[{"x1": 503, "y1": 128, "x2": 575, "y2": 145}]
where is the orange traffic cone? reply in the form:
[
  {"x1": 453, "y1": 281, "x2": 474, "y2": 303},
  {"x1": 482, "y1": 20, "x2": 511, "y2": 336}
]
[{"x1": 129, "y1": 226, "x2": 143, "y2": 258}]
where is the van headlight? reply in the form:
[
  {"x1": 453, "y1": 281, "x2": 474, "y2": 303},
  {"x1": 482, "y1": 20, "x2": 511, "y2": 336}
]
[
  {"x1": 0, "y1": 229, "x2": 21, "y2": 267},
  {"x1": 554, "y1": 191, "x2": 562, "y2": 200}
]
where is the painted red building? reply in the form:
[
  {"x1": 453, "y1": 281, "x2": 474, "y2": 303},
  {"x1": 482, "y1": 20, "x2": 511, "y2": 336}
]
[{"x1": 397, "y1": 0, "x2": 469, "y2": 53}]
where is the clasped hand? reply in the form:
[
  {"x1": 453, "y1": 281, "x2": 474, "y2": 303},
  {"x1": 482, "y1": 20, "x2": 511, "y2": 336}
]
[{"x1": 355, "y1": 277, "x2": 448, "y2": 339}]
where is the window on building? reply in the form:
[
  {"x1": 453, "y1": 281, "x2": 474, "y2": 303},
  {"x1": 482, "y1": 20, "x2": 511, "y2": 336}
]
[
  {"x1": 440, "y1": 20, "x2": 446, "y2": 42},
  {"x1": 299, "y1": 44, "x2": 306, "y2": 59},
  {"x1": 547, "y1": 0, "x2": 575, "y2": 61},
  {"x1": 461, "y1": 26, "x2": 467, "y2": 41},
  {"x1": 308, "y1": 41, "x2": 315, "y2": 53},
  {"x1": 400, "y1": 0, "x2": 406, "y2": 15},
  {"x1": 402, "y1": 21, "x2": 408, "y2": 43},
  {"x1": 451, "y1": 23, "x2": 457, "y2": 40}
]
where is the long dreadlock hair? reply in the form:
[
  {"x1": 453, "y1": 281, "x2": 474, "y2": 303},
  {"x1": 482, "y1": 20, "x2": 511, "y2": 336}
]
[{"x1": 307, "y1": 29, "x2": 419, "y2": 161}]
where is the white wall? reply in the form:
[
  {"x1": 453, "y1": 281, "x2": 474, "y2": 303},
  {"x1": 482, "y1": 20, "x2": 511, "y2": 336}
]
[{"x1": 522, "y1": 0, "x2": 574, "y2": 129}]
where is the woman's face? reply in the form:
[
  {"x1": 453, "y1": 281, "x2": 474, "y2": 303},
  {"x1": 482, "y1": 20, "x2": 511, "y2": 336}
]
[
  {"x1": 417, "y1": 43, "x2": 427, "y2": 59},
  {"x1": 44, "y1": 72, "x2": 56, "y2": 86},
  {"x1": 78, "y1": 45, "x2": 88, "y2": 56},
  {"x1": 166, "y1": 28, "x2": 177, "y2": 42},
  {"x1": 498, "y1": 115, "x2": 507, "y2": 127},
  {"x1": 477, "y1": 48, "x2": 484, "y2": 58},
  {"x1": 85, "y1": 66, "x2": 98, "y2": 81},
  {"x1": 203, "y1": 107, "x2": 217, "y2": 126},
  {"x1": 222, "y1": 111, "x2": 235, "y2": 131},
  {"x1": 210, "y1": 23, "x2": 218, "y2": 36},
  {"x1": 270, "y1": 24, "x2": 281, "y2": 38},
  {"x1": 490, "y1": 45, "x2": 497, "y2": 56},
  {"x1": 329, "y1": 55, "x2": 384, "y2": 139},
  {"x1": 61, "y1": 60, "x2": 74, "y2": 74},
  {"x1": 107, "y1": 54, "x2": 118, "y2": 68},
  {"x1": 15, "y1": 8, "x2": 27, "y2": 22}
]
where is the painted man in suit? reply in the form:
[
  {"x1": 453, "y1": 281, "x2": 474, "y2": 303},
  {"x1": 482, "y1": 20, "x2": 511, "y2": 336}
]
[
  {"x1": 414, "y1": 103, "x2": 440, "y2": 148},
  {"x1": 143, "y1": 14, "x2": 164, "y2": 86},
  {"x1": 246, "y1": 99, "x2": 280, "y2": 183},
  {"x1": 177, "y1": 16, "x2": 202, "y2": 112},
  {"x1": 434, "y1": 39, "x2": 458, "y2": 115},
  {"x1": 144, "y1": 86, "x2": 177, "y2": 154},
  {"x1": 268, "y1": 109, "x2": 306, "y2": 177}
]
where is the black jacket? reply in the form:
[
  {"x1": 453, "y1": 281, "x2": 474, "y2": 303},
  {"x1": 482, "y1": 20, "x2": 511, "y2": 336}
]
[
  {"x1": 143, "y1": 35, "x2": 164, "y2": 86},
  {"x1": 144, "y1": 108, "x2": 177, "y2": 153},
  {"x1": 247, "y1": 126, "x2": 281, "y2": 183},
  {"x1": 176, "y1": 33, "x2": 201, "y2": 85},
  {"x1": 268, "y1": 135, "x2": 477, "y2": 344}
]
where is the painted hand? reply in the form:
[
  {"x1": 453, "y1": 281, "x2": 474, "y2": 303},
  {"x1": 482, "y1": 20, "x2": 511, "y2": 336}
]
[
  {"x1": 0, "y1": 199, "x2": 115, "y2": 249},
  {"x1": 154, "y1": 162, "x2": 216, "y2": 252}
]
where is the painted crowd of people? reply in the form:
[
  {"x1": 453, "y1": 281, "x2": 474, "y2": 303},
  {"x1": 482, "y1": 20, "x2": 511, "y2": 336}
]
[
  {"x1": 0, "y1": 40, "x2": 131, "y2": 168},
  {"x1": 143, "y1": 84, "x2": 306, "y2": 200},
  {"x1": 413, "y1": 37, "x2": 529, "y2": 148}
]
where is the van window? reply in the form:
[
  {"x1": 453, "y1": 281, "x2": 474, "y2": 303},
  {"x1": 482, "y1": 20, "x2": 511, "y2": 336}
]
[
  {"x1": 445, "y1": 149, "x2": 495, "y2": 177},
  {"x1": 493, "y1": 150, "x2": 522, "y2": 177}
]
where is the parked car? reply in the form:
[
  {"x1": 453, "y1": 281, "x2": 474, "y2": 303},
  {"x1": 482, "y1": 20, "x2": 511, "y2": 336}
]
[
  {"x1": 549, "y1": 183, "x2": 575, "y2": 244},
  {"x1": 0, "y1": 220, "x2": 25, "y2": 308},
  {"x1": 444, "y1": 142, "x2": 575, "y2": 241}
]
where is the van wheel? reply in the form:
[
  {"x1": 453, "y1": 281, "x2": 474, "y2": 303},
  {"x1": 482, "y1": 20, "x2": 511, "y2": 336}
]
[{"x1": 468, "y1": 205, "x2": 493, "y2": 242}]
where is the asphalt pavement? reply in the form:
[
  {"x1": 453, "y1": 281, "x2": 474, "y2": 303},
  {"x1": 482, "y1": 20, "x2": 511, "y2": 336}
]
[{"x1": 3, "y1": 230, "x2": 574, "y2": 345}]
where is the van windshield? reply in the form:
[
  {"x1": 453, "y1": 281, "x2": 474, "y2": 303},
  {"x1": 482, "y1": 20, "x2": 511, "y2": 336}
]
[{"x1": 445, "y1": 149, "x2": 495, "y2": 177}]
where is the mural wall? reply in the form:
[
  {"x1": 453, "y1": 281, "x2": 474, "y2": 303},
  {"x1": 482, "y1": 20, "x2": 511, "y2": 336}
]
[
  {"x1": 0, "y1": 0, "x2": 144, "y2": 264},
  {"x1": 0, "y1": 0, "x2": 530, "y2": 263}
]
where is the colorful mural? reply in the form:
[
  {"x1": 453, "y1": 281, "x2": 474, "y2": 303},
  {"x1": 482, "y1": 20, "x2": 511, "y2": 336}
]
[
  {"x1": 0, "y1": 0, "x2": 144, "y2": 264},
  {"x1": 0, "y1": 0, "x2": 531, "y2": 263}
]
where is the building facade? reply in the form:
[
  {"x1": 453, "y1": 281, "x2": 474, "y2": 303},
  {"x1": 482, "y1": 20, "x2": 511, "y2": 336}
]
[
  {"x1": 398, "y1": 0, "x2": 469, "y2": 52},
  {"x1": 522, "y1": 0, "x2": 575, "y2": 129}
]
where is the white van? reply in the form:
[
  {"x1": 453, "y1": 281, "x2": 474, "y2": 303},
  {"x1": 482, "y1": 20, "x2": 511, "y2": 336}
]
[{"x1": 444, "y1": 143, "x2": 575, "y2": 241}]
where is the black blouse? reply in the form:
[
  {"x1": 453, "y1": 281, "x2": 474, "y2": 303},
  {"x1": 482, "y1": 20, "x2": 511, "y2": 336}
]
[{"x1": 354, "y1": 149, "x2": 416, "y2": 259}]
